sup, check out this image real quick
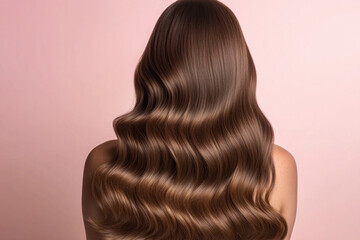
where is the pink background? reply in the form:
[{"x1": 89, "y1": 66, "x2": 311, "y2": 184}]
[{"x1": 1, "y1": 0, "x2": 359, "y2": 239}]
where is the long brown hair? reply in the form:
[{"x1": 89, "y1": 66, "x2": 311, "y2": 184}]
[{"x1": 85, "y1": 0, "x2": 287, "y2": 239}]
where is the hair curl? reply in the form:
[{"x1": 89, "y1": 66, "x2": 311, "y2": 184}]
[{"x1": 85, "y1": 0, "x2": 287, "y2": 239}]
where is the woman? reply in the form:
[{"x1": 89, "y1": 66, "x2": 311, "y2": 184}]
[{"x1": 82, "y1": 0, "x2": 298, "y2": 239}]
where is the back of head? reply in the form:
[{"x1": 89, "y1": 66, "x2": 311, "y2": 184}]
[
  {"x1": 134, "y1": 0, "x2": 256, "y2": 116},
  {"x1": 86, "y1": 0, "x2": 288, "y2": 239}
]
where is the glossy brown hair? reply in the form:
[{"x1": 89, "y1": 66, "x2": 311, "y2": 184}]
[{"x1": 85, "y1": 0, "x2": 287, "y2": 239}]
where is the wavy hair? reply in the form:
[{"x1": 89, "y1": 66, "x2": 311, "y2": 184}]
[{"x1": 85, "y1": 0, "x2": 287, "y2": 239}]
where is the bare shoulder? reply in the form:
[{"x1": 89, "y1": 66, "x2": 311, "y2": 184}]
[
  {"x1": 272, "y1": 144, "x2": 297, "y2": 178},
  {"x1": 271, "y1": 144, "x2": 298, "y2": 240},
  {"x1": 84, "y1": 139, "x2": 118, "y2": 174},
  {"x1": 81, "y1": 139, "x2": 118, "y2": 240}
]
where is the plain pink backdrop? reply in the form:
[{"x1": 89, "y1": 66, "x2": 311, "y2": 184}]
[{"x1": 1, "y1": 0, "x2": 359, "y2": 239}]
